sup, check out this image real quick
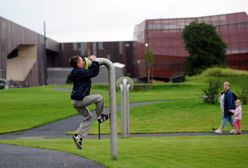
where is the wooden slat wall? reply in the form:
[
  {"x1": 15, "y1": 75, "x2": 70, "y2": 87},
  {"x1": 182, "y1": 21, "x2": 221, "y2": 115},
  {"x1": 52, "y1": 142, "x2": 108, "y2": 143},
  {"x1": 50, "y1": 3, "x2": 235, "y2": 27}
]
[{"x1": 0, "y1": 16, "x2": 59, "y2": 86}]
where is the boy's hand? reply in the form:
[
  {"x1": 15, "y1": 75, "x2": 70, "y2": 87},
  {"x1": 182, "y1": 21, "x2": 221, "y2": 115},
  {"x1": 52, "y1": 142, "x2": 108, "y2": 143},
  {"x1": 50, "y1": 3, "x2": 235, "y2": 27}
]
[{"x1": 88, "y1": 55, "x2": 96, "y2": 61}]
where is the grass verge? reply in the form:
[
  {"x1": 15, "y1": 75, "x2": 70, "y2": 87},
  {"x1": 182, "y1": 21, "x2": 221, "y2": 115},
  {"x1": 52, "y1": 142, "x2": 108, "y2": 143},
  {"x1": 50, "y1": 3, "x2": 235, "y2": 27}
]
[
  {"x1": 87, "y1": 99, "x2": 247, "y2": 134},
  {"x1": 0, "y1": 135, "x2": 248, "y2": 168}
]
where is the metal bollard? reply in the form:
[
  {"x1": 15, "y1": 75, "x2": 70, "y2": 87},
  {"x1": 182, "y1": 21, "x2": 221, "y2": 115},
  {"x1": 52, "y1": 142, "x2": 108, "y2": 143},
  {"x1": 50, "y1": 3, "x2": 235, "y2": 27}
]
[
  {"x1": 117, "y1": 77, "x2": 134, "y2": 138},
  {"x1": 95, "y1": 58, "x2": 118, "y2": 160}
]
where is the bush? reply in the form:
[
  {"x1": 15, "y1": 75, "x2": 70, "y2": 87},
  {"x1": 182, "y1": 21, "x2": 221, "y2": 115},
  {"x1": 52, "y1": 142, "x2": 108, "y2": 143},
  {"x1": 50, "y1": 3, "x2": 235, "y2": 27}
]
[
  {"x1": 201, "y1": 67, "x2": 248, "y2": 77},
  {"x1": 237, "y1": 81, "x2": 248, "y2": 105},
  {"x1": 202, "y1": 79, "x2": 222, "y2": 104},
  {"x1": 0, "y1": 79, "x2": 8, "y2": 89}
]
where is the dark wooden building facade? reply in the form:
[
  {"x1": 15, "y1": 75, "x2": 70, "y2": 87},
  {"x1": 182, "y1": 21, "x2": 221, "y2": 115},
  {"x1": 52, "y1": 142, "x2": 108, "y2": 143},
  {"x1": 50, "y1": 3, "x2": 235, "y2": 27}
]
[{"x1": 0, "y1": 16, "x2": 60, "y2": 86}]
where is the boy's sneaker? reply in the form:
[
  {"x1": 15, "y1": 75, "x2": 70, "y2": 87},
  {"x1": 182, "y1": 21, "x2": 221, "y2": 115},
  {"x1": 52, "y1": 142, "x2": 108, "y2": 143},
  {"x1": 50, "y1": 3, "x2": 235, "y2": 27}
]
[
  {"x1": 97, "y1": 114, "x2": 109, "y2": 123},
  {"x1": 214, "y1": 129, "x2": 222, "y2": 134},
  {"x1": 230, "y1": 129, "x2": 235, "y2": 133},
  {"x1": 72, "y1": 134, "x2": 82, "y2": 150}
]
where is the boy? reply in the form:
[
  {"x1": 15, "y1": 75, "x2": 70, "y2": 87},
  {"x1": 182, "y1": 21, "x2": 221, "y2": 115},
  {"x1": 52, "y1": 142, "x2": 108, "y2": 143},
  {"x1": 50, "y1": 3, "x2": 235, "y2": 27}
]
[{"x1": 68, "y1": 55, "x2": 109, "y2": 150}]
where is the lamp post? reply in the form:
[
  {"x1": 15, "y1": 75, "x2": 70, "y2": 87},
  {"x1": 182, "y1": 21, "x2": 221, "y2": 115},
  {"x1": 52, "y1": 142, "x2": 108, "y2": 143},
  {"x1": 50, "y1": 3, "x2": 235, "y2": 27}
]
[
  {"x1": 43, "y1": 22, "x2": 47, "y2": 85},
  {"x1": 144, "y1": 42, "x2": 150, "y2": 83},
  {"x1": 145, "y1": 43, "x2": 149, "y2": 48},
  {"x1": 125, "y1": 43, "x2": 130, "y2": 75}
]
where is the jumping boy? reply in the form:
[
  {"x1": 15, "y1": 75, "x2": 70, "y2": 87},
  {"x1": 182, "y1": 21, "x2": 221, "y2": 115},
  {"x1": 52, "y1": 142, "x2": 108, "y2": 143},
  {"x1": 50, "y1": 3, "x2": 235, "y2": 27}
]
[{"x1": 68, "y1": 55, "x2": 109, "y2": 150}]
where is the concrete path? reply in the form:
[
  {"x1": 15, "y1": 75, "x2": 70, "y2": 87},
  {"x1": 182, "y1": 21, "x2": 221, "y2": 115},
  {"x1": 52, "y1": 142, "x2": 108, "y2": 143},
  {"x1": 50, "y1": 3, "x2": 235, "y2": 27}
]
[{"x1": 0, "y1": 144, "x2": 103, "y2": 168}]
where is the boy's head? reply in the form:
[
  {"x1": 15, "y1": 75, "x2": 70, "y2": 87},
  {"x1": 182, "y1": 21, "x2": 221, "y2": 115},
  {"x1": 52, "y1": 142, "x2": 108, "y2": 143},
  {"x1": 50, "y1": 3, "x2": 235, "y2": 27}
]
[
  {"x1": 69, "y1": 55, "x2": 85, "y2": 68},
  {"x1": 235, "y1": 99, "x2": 241, "y2": 107}
]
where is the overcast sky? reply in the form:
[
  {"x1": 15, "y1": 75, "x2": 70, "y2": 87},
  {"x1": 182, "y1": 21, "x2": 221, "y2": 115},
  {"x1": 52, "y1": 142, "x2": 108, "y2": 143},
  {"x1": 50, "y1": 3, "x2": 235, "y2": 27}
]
[{"x1": 0, "y1": 0, "x2": 248, "y2": 42}]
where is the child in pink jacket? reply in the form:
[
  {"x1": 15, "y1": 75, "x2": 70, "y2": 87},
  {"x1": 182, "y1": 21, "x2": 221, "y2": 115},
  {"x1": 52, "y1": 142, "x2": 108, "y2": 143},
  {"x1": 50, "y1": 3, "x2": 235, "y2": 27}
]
[{"x1": 229, "y1": 99, "x2": 242, "y2": 134}]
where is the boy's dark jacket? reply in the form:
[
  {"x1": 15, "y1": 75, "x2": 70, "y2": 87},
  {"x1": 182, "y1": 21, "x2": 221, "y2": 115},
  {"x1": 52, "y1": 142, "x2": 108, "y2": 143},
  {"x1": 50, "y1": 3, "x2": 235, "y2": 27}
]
[{"x1": 69, "y1": 61, "x2": 100, "y2": 100}]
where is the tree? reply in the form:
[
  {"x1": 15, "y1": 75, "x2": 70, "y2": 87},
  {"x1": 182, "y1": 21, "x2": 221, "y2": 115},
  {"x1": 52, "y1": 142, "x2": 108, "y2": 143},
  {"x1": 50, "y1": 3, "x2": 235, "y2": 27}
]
[
  {"x1": 144, "y1": 48, "x2": 154, "y2": 83},
  {"x1": 183, "y1": 22, "x2": 227, "y2": 76}
]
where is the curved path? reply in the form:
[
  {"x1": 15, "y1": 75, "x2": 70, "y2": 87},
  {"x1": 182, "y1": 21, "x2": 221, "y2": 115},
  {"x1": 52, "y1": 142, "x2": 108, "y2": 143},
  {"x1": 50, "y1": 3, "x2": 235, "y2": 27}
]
[
  {"x1": 0, "y1": 100, "x2": 246, "y2": 139},
  {"x1": 0, "y1": 144, "x2": 103, "y2": 168},
  {"x1": 0, "y1": 100, "x2": 174, "y2": 139}
]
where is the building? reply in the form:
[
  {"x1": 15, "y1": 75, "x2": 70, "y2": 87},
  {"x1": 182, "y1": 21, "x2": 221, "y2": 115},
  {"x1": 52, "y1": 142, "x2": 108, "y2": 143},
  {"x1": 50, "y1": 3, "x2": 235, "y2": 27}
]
[
  {"x1": 59, "y1": 41, "x2": 133, "y2": 75},
  {"x1": 0, "y1": 16, "x2": 59, "y2": 86},
  {"x1": 0, "y1": 16, "x2": 132, "y2": 86},
  {"x1": 133, "y1": 12, "x2": 248, "y2": 81},
  {"x1": 48, "y1": 41, "x2": 133, "y2": 84},
  {"x1": 0, "y1": 12, "x2": 248, "y2": 86}
]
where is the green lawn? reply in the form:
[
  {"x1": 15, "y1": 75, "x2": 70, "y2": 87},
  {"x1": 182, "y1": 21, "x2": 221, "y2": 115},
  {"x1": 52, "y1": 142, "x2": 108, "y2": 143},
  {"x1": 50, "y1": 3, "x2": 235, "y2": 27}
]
[
  {"x1": 0, "y1": 78, "x2": 203, "y2": 134},
  {"x1": 1, "y1": 72, "x2": 248, "y2": 168},
  {"x1": 1, "y1": 135, "x2": 248, "y2": 168},
  {"x1": 0, "y1": 86, "x2": 77, "y2": 133},
  {"x1": 87, "y1": 99, "x2": 247, "y2": 134},
  {"x1": 0, "y1": 75, "x2": 247, "y2": 134}
]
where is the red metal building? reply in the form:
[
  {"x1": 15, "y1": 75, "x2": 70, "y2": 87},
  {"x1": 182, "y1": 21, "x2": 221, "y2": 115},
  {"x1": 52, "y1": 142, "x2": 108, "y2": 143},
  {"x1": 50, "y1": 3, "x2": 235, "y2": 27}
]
[{"x1": 133, "y1": 12, "x2": 248, "y2": 81}]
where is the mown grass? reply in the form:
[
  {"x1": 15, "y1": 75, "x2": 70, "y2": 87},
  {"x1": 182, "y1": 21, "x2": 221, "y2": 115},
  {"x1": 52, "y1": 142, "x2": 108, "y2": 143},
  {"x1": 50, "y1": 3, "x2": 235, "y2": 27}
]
[
  {"x1": 0, "y1": 86, "x2": 77, "y2": 134},
  {"x1": 87, "y1": 99, "x2": 247, "y2": 134},
  {"x1": 1, "y1": 68, "x2": 248, "y2": 168},
  {"x1": 0, "y1": 135, "x2": 248, "y2": 168},
  {"x1": 0, "y1": 70, "x2": 247, "y2": 134},
  {"x1": 0, "y1": 79, "x2": 203, "y2": 134}
]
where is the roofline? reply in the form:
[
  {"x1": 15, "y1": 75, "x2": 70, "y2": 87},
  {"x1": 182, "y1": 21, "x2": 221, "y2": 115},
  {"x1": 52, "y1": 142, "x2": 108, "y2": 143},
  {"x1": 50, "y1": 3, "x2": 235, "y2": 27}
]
[
  {"x1": 61, "y1": 40, "x2": 134, "y2": 44},
  {"x1": 144, "y1": 11, "x2": 247, "y2": 22},
  {"x1": 0, "y1": 16, "x2": 58, "y2": 43}
]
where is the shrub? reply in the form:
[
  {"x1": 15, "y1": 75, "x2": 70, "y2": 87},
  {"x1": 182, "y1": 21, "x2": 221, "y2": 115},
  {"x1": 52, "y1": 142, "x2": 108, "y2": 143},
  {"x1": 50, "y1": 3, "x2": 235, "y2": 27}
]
[
  {"x1": 201, "y1": 67, "x2": 248, "y2": 77},
  {"x1": 202, "y1": 79, "x2": 222, "y2": 104},
  {"x1": 237, "y1": 80, "x2": 248, "y2": 105}
]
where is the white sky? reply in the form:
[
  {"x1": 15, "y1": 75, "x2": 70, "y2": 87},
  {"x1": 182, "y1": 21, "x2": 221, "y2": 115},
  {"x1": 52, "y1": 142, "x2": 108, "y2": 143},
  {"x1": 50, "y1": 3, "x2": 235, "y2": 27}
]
[{"x1": 0, "y1": 0, "x2": 248, "y2": 42}]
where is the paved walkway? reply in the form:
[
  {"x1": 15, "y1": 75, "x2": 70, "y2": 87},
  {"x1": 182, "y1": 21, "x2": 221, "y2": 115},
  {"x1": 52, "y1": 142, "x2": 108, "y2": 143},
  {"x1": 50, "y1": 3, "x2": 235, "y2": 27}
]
[{"x1": 0, "y1": 144, "x2": 103, "y2": 168}]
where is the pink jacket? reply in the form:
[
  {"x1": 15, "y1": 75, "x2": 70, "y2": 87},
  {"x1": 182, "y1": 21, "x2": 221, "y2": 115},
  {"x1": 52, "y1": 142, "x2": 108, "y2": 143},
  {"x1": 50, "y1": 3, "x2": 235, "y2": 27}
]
[{"x1": 230, "y1": 106, "x2": 242, "y2": 120}]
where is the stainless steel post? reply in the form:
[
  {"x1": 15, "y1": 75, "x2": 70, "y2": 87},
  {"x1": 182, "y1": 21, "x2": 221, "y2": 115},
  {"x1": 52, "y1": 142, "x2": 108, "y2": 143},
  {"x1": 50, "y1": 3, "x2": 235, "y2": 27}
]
[
  {"x1": 126, "y1": 83, "x2": 130, "y2": 136},
  {"x1": 117, "y1": 77, "x2": 133, "y2": 138},
  {"x1": 120, "y1": 78, "x2": 129, "y2": 137},
  {"x1": 96, "y1": 58, "x2": 118, "y2": 160}
]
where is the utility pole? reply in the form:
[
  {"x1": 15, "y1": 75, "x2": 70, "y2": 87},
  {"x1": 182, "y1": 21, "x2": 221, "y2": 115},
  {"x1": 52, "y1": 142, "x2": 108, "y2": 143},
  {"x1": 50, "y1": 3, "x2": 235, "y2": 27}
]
[{"x1": 43, "y1": 22, "x2": 47, "y2": 85}]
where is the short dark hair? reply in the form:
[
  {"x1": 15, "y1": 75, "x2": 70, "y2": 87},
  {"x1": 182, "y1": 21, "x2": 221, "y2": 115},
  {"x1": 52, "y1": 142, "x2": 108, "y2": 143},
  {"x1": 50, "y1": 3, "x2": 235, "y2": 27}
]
[{"x1": 69, "y1": 55, "x2": 81, "y2": 68}]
